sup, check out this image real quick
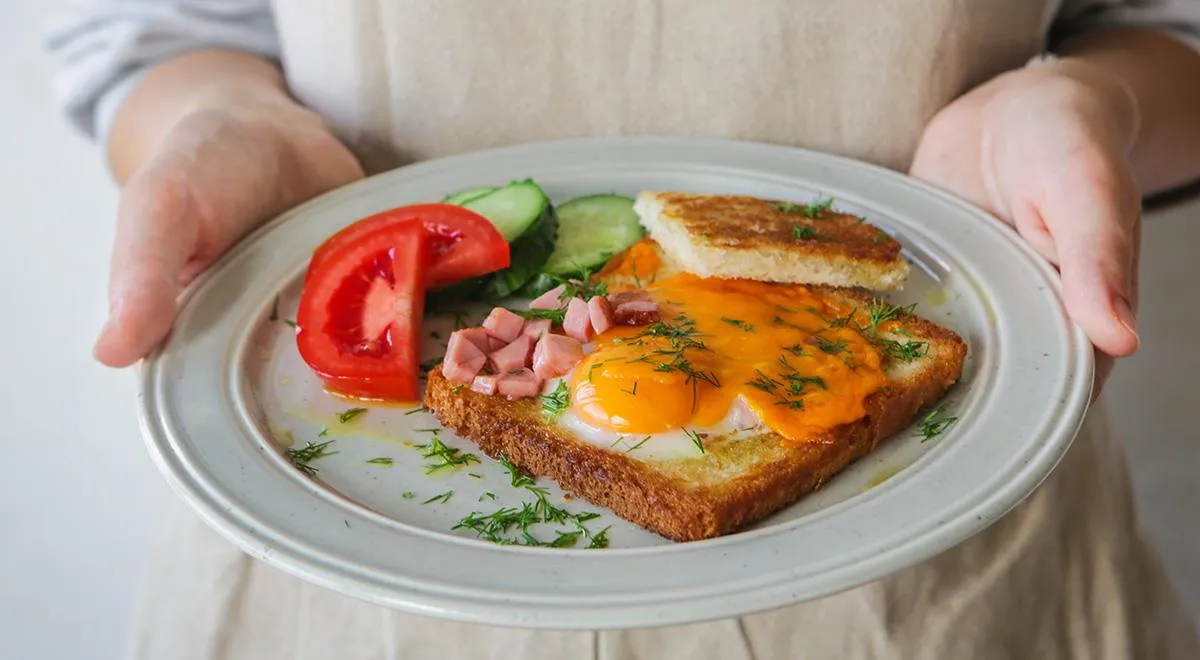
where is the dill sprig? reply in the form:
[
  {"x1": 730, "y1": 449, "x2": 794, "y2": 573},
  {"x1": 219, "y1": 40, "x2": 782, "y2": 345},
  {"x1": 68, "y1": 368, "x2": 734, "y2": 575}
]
[
  {"x1": 626, "y1": 436, "x2": 651, "y2": 453},
  {"x1": 499, "y1": 453, "x2": 536, "y2": 488},
  {"x1": 514, "y1": 307, "x2": 567, "y2": 324},
  {"x1": 812, "y1": 335, "x2": 848, "y2": 355},
  {"x1": 919, "y1": 403, "x2": 958, "y2": 442},
  {"x1": 864, "y1": 299, "x2": 916, "y2": 334},
  {"x1": 366, "y1": 457, "x2": 394, "y2": 466},
  {"x1": 720, "y1": 317, "x2": 755, "y2": 332},
  {"x1": 554, "y1": 272, "x2": 608, "y2": 302},
  {"x1": 541, "y1": 380, "x2": 570, "y2": 420},
  {"x1": 802, "y1": 197, "x2": 835, "y2": 217},
  {"x1": 285, "y1": 439, "x2": 338, "y2": 477},
  {"x1": 746, "y1": 356, "x2": 826, "y2": 410},
  {"x1": 792, "y1": 225, "x2": 817, "y2": 240},
  {"x1": 683, "y1": 428, "x2": 705, "y2": 454},
  {"x1": 338, "y1": 408, "x2": 367, "y2": 423},
  {"x1": 415, "y1": 435, "x2": 481, "y2": 474},
  {"x1": 454, "y1": 453, "x2": 610, "y2": 548},
  {"x1": 623, "y1": 315, "x2": 720, "y2": 412},
  {"x1": 772, "y1": 196, "x2": 835, "y2": 217},
  {"x1": 832, "y1": 300, "x2": 928, "y2": 363},
  {"x1": 423, "y1": 490, "x2": 454, "y2": 504}
]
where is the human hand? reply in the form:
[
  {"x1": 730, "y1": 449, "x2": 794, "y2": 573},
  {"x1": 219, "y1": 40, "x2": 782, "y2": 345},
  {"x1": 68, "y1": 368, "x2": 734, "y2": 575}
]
[
  {"x1": 95, "y1": 87, "x2": 364, "y2": 367},
  {"x1": 910, "y1": 57, "x2": 1142, "y2": 395}
]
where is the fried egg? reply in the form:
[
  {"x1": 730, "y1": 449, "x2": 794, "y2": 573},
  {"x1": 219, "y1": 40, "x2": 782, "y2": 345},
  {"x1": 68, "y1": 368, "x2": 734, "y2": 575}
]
[{"x1": 545, "y1": 273, "x2": 890, "y2": 457}]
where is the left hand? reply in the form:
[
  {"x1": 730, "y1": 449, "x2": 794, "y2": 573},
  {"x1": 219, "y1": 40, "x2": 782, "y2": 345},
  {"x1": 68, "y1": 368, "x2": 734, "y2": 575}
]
[{"x1": 910, "y1": 57, "x2": 1143, "y2": 395}]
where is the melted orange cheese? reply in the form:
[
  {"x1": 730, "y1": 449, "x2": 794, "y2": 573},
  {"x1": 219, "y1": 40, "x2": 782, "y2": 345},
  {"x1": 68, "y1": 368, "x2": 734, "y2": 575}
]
[
  {"x1": 569, "y1": 274, "x2": 888, "y2": 446},
  {"x1": 595, "y1": 238, "x2": 661, "y2": 287}
]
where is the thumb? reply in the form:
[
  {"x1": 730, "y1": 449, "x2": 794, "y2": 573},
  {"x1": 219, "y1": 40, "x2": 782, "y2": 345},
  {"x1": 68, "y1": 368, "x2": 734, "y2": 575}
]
[
  {"x1": 95, "y1": 165, "x2": 200, "y2": 367},
  {"x1": 1038, "y1": 164, "x2": 1140, "y2": 358}
]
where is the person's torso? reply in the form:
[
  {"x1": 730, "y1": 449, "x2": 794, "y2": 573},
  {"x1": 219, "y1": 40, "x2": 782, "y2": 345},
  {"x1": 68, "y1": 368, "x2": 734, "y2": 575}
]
[{"x1": 271, "y1": 0, "x2": 1052, "y2": 174}]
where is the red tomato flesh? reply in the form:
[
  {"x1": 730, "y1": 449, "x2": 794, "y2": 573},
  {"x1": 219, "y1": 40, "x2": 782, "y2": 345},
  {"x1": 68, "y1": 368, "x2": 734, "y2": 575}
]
[
  {"x1": 296, "y1": 221, "x2": 429, "y2": 402},
  {"x1": 307, "y1": 203, "x2": 509, "y2": 289}
]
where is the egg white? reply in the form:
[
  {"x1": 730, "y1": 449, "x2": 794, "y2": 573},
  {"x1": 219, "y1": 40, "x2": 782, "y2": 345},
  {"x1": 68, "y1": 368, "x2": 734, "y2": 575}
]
[{"x1": 541, "y1": 367, "x2": 763, "y2": 461}]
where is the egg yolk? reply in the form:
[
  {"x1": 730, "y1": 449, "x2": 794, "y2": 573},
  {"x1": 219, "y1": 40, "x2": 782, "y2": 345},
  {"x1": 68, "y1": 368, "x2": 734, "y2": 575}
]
[{"x1": 568, "y1": 274, "x2": 890, "y2": 446}]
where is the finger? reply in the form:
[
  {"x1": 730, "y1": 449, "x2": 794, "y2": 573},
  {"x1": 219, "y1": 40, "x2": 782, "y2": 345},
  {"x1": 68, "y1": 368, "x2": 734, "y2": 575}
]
[
  {"x1": 1000, "y1": 197, "x2": 1060, "y2": 266},
  {"x1": 1040, "y1": 161, "x2": 1140, "y2": 358},
  {"x1": 95, "y1": 165, "x2": 200, "y2": 367}
]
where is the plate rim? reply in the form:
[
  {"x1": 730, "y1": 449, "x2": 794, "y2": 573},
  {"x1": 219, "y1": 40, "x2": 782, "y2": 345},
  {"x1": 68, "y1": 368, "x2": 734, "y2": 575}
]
[{"x1": 138, "y1": 136, "x2": 1093, "y2": 628}]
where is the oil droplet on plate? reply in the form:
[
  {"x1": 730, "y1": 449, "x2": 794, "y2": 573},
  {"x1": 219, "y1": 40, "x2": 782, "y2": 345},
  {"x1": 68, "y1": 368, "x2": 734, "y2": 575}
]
[{"x1": 864, "y1": 465, "x2": 904, "y2": 491}]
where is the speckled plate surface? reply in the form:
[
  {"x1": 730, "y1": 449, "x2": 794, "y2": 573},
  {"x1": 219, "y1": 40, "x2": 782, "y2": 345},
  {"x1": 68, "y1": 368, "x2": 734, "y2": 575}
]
[{"x1": 138, "y1": 137, "x2": 1092, "y2": 629}]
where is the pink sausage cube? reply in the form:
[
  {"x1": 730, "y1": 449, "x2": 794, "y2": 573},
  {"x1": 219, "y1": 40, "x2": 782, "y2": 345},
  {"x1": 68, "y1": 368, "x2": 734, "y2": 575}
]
[
  {"x1": 607, "y1": 290, "x2": 651, "y2": 306},
  {"x1": 486, "y1": 334, "x2": 506, "y2": 352},
  {"x1": 521, "y1": 318, "x2": 552, "y2": 340},
  {"x1": 488, "y1": 335, "x2": 535, "y2": 374},
  {"x1": 497, "y1": 368, "x2": 541, "y2": 399},
  {"x1": 442, "y1": 331, "x2": 488, "y2": 383},
  {"x1": 533, "y1": 333, "x2": 584, "y2": 379},
  {"x1": 529, "y1": 285, "x2": 567, "y2": 310},
  {"x1": 470, "y1": 375, "x2": 498, "y2": 396},
  {"x1": 453, "y1": 327, "x2": 492, "y2": 353},
  {"x1": 562, "y1": 297, "x2": 595, "y2": 343},
  {"x1": 482, "y1": 307, "x2": 525, "y2": 343},
  {"x1": 614, "y1": 300, "x2": 661, "y2": 326},
  {"x1": 588, "y1": 295, "x2": 615, "y2": 335}
]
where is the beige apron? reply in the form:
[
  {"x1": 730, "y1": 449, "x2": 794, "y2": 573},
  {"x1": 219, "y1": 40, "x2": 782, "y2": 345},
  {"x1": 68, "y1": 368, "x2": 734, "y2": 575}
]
[{"x1": 127, "y1": 1, "x2": 1200, "y2": 658}]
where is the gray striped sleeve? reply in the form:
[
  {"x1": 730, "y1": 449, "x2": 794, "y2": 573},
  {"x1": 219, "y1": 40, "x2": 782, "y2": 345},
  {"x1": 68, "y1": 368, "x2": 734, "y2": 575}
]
[
  {"x1": 1052, "y1": 0, "x2": 1200, "y2": 51},
  {"x1": 44, "y1": 0, "x2": 279, "y2": 143}
]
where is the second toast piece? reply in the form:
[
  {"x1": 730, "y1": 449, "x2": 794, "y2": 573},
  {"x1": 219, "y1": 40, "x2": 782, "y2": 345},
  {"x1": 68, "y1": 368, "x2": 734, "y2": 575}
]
[{"x1": 635, "y1": 191, "x2": 908, "y2": 290}]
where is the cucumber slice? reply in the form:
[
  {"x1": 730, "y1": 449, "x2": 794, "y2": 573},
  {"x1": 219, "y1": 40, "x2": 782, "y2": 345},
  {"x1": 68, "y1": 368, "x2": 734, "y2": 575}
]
[
  {"x1": 449, "y1": 180, "x2": 558, "y2": 300},
  {"x1": 442, "y1": 186, "x2": 496, "y2": 206},
  {"x1": 543, "y1": 194, "x2": 643, "y2": 275},
  {"x1": 460, "y1": 180, "x2": 551, "y2": 243}
]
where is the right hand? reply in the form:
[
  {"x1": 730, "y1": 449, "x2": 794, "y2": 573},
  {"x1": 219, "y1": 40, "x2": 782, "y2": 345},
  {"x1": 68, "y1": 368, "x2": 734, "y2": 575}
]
[{"x1": 95, "y1": 88, "x2": 364, "y2": 367}]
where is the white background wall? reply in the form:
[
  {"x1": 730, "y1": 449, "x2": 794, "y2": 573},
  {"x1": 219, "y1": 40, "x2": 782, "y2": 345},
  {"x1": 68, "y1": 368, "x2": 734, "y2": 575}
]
[{"x1": 0, "y1": 2, "x2": 1195, "y2": 659}]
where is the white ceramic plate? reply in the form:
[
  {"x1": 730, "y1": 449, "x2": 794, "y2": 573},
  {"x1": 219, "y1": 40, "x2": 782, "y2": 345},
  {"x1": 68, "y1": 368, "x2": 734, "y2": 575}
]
[{"x1": 139, "y1": 137, "x2": 1092, "y2": 629}]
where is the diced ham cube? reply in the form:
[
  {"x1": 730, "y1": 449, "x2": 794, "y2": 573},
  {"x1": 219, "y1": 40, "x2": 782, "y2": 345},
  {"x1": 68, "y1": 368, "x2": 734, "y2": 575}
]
[
  {"x1": 453, "y1": 327, "x2": 492, "y2": 353},
  {"x1": 563, "y1": 297, "x2": 594, "y2": 343},
  {"x1": 488, "y1": 335, "x2": 535, "y2": 374},
  {"x1": 588, "y1": 295, "x2": 615, "y2": 335},
  {"x1": 614, "y1": 300, "x2": 661, "y2": 326},
  {"x1": 497, "y1": 368, "x2": 541, "y2": 399},
  {"x1": 521, "y1": 318, "x2": 552, "y2": 340},
  {"x1": 442, "y1": 331, "x2": 488, "y2": 382},
  {"x1": 529, "y1": 285, "x2": 567, "y2": 310},
  {"x1": 471, "y1": 375, "x2": 498, "y2": 396},
  {"x1": 607, "y1": 290, "x2": 651, "y2": 306},
  {"x1": 533, "y1": 334, "x2": 584, "y2": 379},
  {"x1": 482, "y1": 307, "x2": 525, "y2": 342}
]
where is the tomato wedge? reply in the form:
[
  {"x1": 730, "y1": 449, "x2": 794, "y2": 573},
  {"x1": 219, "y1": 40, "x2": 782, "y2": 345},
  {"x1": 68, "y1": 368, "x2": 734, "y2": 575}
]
[
  {"x1": 296, "y1": 221, "x2": 429, "y2": 402},
  {"x1": 307, "y1": 203, "x2": 509, "y2": 289}
]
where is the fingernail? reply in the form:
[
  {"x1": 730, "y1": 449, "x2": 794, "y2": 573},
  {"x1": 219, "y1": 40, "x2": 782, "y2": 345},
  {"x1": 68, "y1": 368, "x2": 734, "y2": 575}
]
[{"x1": 1115, "y1": 297, "x2": 1140, "y2": 349}]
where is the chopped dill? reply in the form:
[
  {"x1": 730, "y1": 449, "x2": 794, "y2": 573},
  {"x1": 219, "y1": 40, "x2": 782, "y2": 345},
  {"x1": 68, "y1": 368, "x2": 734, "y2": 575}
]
[
  {"x1": 285, "y1": 439, "x2": 338, "y2": 477},
  {"x1": 720, "y1": 317, "x2": 755, "y2": 332},
  {"x1": 423, "y1": 490, "x2": 454, "y2": 505},
  {"x1": 366, "y1": 457, "x2": 394, "y2": 466},
  {"x1": 338, "y1": 408, "x2": 368, "y2": 423},
  {"x1": 541, "y1": 380, "x2": 570, "y2": 420},
  {"x1": 626, "y1": 436, "x2": 651, "y2": 452},
  {"x1": 920, "y1": 403, "x2": 958, "y2": 442},
  {"x1": 415, "y1": 435, "x2": 481, "y2": 474},
  {"x1": 792, "y1": 225, "x2": 817, "y2": 240},
  {"x1": 514, "y1": 307, "x2": 567, "y2": 324}
]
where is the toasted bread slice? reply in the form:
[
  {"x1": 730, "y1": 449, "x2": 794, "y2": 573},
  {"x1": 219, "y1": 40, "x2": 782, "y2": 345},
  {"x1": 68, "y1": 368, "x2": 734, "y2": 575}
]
[
  {"x1": 425, "y1": 245, "x2": 966, "y2": 542},
  {"x1": 634, "y1": 191, "x2": 908, "y2": 291}
]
